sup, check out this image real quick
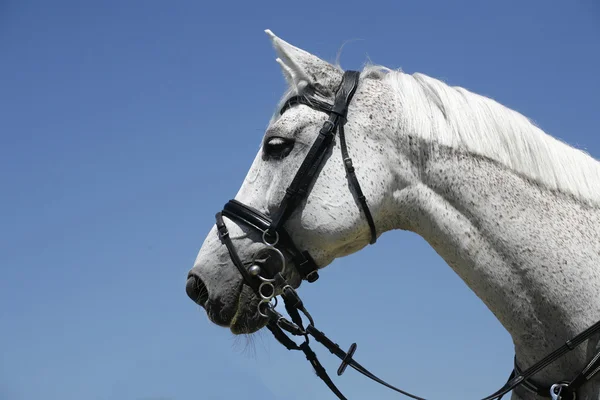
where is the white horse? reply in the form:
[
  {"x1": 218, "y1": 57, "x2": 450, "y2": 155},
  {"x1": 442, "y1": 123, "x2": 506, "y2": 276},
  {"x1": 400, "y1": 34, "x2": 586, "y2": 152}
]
[{"x1": 186, "y1": 30, "x2": 600, "y2": 400}]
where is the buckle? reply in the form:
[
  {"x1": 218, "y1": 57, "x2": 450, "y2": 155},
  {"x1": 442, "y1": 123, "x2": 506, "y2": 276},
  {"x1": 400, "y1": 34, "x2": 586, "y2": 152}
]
[
  {"x1": 305, "y1": 270, "x2": 319, "y2": 283},
  {"x1": 343, "y1": 157, "x2": 355, "y2": 173},
  {"x1": 276, "y1": 317, "x2": 305, "y2": 336},
  {"x1": 216, "y1": 223, "x2": 229, "y2": 239},
  {"x1": 298, "y1": 251, "x2": 320, "y2": 282},
  {"x1": 551, "y1": 383, "x2": 575, "y2": 400},
  {"x1": 320, "y1": 120, "x2": 335, "y2": 134}
]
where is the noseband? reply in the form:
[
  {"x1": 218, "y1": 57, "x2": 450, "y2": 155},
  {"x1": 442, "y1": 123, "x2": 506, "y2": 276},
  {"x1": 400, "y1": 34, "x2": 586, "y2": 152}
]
[{"x1": 212, "y1": 71, "x2": 600, "y2": 400}]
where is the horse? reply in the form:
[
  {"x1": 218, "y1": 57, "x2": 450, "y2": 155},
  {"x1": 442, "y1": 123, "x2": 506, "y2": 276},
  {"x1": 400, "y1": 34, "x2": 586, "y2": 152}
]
[{"x1": 185, "y1": 30, "x2": 600, "y2": 400}]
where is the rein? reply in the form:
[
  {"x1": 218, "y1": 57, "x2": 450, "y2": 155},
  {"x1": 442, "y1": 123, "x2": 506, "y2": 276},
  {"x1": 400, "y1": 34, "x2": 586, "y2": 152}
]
[{"x1": 213, "y1": 70, "x2": 600, "y2": 400}]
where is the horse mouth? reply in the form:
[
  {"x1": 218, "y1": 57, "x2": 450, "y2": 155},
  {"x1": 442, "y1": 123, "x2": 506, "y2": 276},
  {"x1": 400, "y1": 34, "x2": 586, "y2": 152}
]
[
  {"x1": 186, "y1": 272, "x2": 269, "y2": 334},
  {"x1": 200, "y1": 283, "x2": 267, "y2": 334},
  {"x1": 229, "y1": 286, "x2": 269, "y2": 334}
]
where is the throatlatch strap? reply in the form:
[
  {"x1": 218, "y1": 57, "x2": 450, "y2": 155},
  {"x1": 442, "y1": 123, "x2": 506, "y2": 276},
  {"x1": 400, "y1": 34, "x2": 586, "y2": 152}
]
[{"x1": 339, "y1": 122, "x2": 377, "y2": 244}]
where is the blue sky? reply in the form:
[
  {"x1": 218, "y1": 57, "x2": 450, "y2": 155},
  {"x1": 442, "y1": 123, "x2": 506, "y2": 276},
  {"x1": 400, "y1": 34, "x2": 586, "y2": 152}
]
[{"x1": 1, "y1": 1, "x2": 599, "y2": 399}]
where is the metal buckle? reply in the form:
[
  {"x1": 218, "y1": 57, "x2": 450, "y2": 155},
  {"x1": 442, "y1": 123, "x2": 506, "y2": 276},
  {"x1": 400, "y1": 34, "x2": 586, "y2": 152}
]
[
  {"x1": 550, "y1": 383, "x2": 573, "y2": 400},
  {"x1": 320, "y1": 120, "x2": 335, "y2": 134},
  {"x1": 262, "y1": 230, "x2": 279, "y2": 246},
  {"x1": 305, "y1": 270, "x2": 319, "y2": 283},
  {"x1": 216, "y1": 224, "x2": 229, "y2": 239},
  {"x1": 343, "y1": 157, "x2": 355, "y2": 173},
  {"x1": 257, "y1": 297, "x2": 278, "y2": 318}
]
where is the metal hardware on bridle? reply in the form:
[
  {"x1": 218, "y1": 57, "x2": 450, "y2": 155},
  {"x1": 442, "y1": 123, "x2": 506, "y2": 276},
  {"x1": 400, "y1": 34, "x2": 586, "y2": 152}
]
[
  {"x1": 262, "y1": 229, "x2": 279, "y2": 246},
  {"x1": 214, "y1": 70, "x2": 600, "y2": 400},
  {"x1": 551, "y1": 383, "x2": 570, "y2": 400},
  {"x1": 253, "y1": 230, "x2": 286, "y2": 316},
  {"x1": 247, "y1": 264, "x2": 261, "y2": 277}
]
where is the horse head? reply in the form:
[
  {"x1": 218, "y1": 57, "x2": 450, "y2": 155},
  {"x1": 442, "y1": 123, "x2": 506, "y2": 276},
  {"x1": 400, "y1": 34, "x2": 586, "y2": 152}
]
[{"x1": 186, "y1": 30, "x2": 407, "y2": 334}]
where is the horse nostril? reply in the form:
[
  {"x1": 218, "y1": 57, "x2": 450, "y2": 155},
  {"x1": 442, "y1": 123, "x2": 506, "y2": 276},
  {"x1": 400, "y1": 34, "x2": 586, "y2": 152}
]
[{"x1": 186, "y1": 274, "x2": 209, "y2": 307}]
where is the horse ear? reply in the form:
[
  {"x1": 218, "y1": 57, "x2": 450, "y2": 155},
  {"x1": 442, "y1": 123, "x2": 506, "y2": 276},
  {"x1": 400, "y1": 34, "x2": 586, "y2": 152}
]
[{"x1": 265, "y1": 29, "x2": 343, "y2": 95}]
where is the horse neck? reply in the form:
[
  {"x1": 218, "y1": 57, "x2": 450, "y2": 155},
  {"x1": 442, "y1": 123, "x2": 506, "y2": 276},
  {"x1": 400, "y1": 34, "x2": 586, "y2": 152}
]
[{"x1": 386, "y1": 137, "x2": 600, "y2": 392}]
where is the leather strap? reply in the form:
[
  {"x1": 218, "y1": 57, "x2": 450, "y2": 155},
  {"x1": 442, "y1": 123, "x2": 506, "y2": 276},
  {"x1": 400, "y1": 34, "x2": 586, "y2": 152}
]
[
  {"x1": 266, "y1": 321, "x2": 300, "y2": 351},
  {"x1": 300, "y1": 341, "x2": 348, "y2": 400},
  {"x1": 280, "y1": 95, "x2": 333, "y2": 115},
  {"x1": 215, "y1": 211, "x2": 261, "y2": 293},
  {"x1": 513, "y1": 360, "x2": 551, "y2": 397},
  {"x1": 273, "y1": 279, "x2": 600, "y2": 400},
  {"x1": 266, "y1": 310, "x2": 348, "y2": 400},
  {"x1": 480, "y1": 318, "x2": 600, "y2": 400},
  {"x1": 269, "y1": 111, "x2": 340, "y2": 231},
  {"x1": 331, "y1": 71, "x2": 360, "y2": 117},
  {"x1": 270, "y1": 70, "x2": 363, "y2": 232},
  {"x1": 570, "y1": 345, "x2": 600, "y2": 388},
  {"x1": 339, "y1": 121, "x2": 377, "y2": 244},
  {"x1": 304, "y1": 324, "x2": 426, "y2": 400},
  {"x1": 222, "y1": 200, "x2": 319, "y2": 281}
]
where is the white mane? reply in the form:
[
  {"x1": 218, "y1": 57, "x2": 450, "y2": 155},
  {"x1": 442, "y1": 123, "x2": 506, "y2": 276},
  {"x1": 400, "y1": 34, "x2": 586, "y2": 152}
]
[{"x1": 363, "y1": 65, "x2": 600, "y2": 206}]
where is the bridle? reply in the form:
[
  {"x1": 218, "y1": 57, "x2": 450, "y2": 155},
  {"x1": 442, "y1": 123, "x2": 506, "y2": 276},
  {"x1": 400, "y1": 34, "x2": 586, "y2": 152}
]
[
  {"x1": 212, "y1": 70, "x2": 600, "y2": 400},
  {"x1": 216, "y1": 70, "x2": 375, "y2": 311}
]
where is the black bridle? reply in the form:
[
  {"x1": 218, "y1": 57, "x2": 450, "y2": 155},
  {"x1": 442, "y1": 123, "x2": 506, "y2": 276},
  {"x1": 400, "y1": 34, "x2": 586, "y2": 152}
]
[{"x1": 213, "y1": 70, "x2": 600, "y2": 400}]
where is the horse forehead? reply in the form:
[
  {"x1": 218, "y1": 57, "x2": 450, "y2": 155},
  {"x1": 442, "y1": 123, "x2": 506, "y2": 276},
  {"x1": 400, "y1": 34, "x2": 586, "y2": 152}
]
[{"x1": 273, "y1": 106, "x2": 328, "y2": 131}]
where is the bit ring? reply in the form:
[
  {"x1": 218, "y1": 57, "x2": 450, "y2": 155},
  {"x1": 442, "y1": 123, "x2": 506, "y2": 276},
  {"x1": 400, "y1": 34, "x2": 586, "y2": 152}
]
[
  {"x1": 262, "y1": 230, "x2": 279, "y2": 246},
  {"x1": 259, "y1": 282, "x2": 275, "y2": 300},
  {"x1": 257, "y1": 297, "x2": 278, "y2": 318}
]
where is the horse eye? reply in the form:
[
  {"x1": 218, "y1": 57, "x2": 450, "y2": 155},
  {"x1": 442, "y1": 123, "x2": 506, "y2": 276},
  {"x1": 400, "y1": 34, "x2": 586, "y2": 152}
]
[{"x1": 264, "y1": 136, "x2": 295, "y2": 159}]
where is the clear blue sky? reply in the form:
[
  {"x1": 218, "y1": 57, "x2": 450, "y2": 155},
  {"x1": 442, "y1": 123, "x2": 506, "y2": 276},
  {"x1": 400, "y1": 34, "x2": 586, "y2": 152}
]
[{"x1": 1, "y1": 1, "x2": 599, "y2": 399}]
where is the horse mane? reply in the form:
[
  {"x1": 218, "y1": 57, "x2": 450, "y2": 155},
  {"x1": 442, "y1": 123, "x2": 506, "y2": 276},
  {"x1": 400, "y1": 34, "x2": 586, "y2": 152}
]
[{"x1": 362, "y1": 65, "x2": 600, "y2": 206}]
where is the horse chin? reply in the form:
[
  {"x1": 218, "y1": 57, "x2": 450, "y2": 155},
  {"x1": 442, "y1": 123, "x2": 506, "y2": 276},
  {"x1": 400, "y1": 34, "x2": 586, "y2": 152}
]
[
  {"x1": 203, "y1": 281, "x2": 267, "y2": 334},
  {"x1": 229, "y1": 287, "x2": 268, "y2": 334}
]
